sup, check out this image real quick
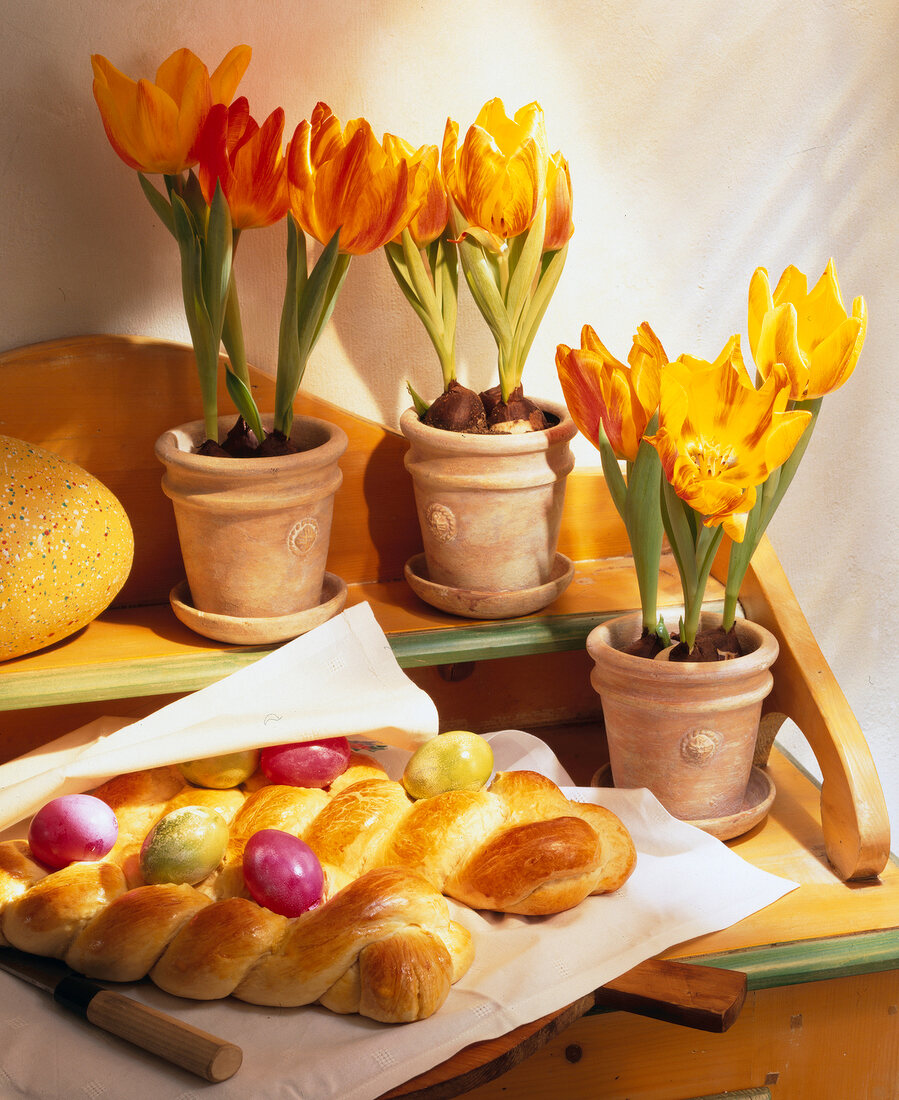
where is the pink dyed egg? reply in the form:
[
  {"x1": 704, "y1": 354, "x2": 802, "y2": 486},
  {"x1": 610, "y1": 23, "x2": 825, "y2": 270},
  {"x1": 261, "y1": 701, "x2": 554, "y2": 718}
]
[
  {"x1": 243, "y1": 829, "x2": 324, "y2": 917},
  {"x1": 28, "y1": 794, "x2": 119, "y2": 869},
  {"x1": 260, "y1": 737, "x2": 351, "y2": 788}
]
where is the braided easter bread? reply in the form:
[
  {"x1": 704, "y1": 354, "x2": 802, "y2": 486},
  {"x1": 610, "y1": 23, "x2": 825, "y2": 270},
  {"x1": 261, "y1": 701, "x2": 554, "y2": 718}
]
[{"x1": 0, "y1": 751, "x2": 635, "y2": 1022}]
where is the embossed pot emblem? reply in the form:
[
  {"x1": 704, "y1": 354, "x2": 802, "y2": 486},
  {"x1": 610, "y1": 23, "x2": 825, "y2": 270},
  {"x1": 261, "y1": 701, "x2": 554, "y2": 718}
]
[
  {"x1": 425, "y1": 503, "x2": 456, "y2": 543},
  {"x1": 288, "y1": 519, "x2": 319, "y2": 557},
  {"x1": 680, "y1": 728, "x2": 723, "y2": 766}
]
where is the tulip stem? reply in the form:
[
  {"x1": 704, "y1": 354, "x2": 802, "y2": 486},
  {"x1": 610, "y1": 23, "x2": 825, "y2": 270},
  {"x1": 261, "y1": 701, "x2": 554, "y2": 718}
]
[
  {"x1": 660, "y1": 478, "x2": 724, "y2": 650},
  {"x1": 598, "y1": 425, "x2": 664, "y2": 637},
  {"x1": 722, "y1": 397, "x2": 822, "y2": 628},
  {"x1": 387, "y1": 230, "x2": 458, "y2": 393}
]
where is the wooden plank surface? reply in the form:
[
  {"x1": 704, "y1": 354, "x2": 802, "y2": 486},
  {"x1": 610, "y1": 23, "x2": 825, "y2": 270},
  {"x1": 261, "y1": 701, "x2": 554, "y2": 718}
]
[
  {"x1": 451, "y1": 968, "x2": 899, "y2": 1100},
  {"x1": 0, "y1": 555, "x2": 724, "y2": 712}
]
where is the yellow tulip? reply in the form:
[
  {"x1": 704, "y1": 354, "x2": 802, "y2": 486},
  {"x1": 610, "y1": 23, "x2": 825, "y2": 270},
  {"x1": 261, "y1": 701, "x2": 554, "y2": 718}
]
[
  {"x1": 442, "y1": 98, "x2": 548, "y2": 247},
  {"x1": 646, "y1": 337, "x2": 811, "y2": 541},
  {"x1": 556, "y1": 323, "x2": 665, "y2": 462},
  {"x1": 383, "y1": 136, "x2": 449, "y2": 248},
  {"x1": 543, "y1": 151, "x2": 574, "y2": 252},
  {"x1": 91, "y1": 45, "x2": 251, "y2": 174},
  {"x1": 748, "y1": 259, "x2": 867, "y2": 399},
  {"x1": 287, "y1": 103, "x2": 427, "y2": 255}
]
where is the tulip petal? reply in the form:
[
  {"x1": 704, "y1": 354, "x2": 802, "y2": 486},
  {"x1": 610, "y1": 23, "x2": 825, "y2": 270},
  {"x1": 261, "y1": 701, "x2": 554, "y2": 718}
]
[
  {"x1": 756, "y1": 302, "x2": 808, "y2": 396},
  {"x1": 209, "y1": 45, "x2": 252, "y2": 104},
  {"x1": 555, "y1": 344, "x2": 606, "y2": 451},
  {"x1": 543, "y1": 151, "x2": 574, "y2": 251},
  {"x1": 806, "y1": 315, "x2": 864, "y2": 397},
  {"x1": 747, "y1": 267, "x2": 774, "y2": 364}
]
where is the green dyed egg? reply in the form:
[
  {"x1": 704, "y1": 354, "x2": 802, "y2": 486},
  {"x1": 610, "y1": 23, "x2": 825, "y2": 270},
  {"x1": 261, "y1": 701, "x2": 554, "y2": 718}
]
[
  {"x1": 139, "y1": 806, "x2": 229, "y2": 885},
  {"x1": 0, "y1": 436, "x2": 134, "y2": 661}
]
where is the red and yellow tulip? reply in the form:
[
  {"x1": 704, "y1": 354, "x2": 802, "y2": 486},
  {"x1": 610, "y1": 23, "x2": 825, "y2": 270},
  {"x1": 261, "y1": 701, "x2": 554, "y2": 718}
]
[
  {"x1": 287, "y1": 103, "x2": 426, "y2": 255},
  {"x1": 442, "y1": 98, "x2": 548, "y2": 248},
  {"x1": 543, "y1": 151, "x2": 574, "y2": 253},
  {"x1": 646, "y1": 337, "x2": 811, "y2": 542},
  {"x1": 195, "y1": 99, "x2": 289, "y2": 230},
  {"x1": 91, "y1": 45, "x2": 251, "y2": 175},
  {"x1": 748, "y1": 259, "x2": 867, "y2": 400},
  {"x1": 555, "y1": 323, "x2": 665, "y2": 463}
]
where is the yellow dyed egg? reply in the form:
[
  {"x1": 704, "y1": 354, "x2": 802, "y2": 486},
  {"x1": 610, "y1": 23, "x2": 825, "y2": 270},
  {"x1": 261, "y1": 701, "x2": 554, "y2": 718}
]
[
  {"x1": 0, "y1": 436, "x2": 134, "y2": 661},
  {"x1": 178, "y1": 750, "x2": 260, "y2": 789},
  {"x1": 402, "y1": 730, "x2": 495, "y2": 800}
]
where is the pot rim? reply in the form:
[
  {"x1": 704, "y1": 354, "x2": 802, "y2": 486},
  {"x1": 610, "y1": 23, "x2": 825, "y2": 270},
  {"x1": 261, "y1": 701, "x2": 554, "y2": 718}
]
[
  {"x1": 155, "y1": 414, "x2": 348, "y2": 474},
  {"x1": 399, "y1": 397, "x2": 576, "y2": 455},
  {"x1": 586, "y1": 609, "x2": 779, "y2": 683}
]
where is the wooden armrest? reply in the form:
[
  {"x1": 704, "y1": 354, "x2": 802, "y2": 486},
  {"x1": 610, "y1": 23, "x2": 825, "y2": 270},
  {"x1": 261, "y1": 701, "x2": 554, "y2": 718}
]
[
  {"x1": 723, "y1": 536, "x2": 890, "y2": 881},
  {"x1": 594, "y1": 958, "x2": 746, "y2": 1033}
]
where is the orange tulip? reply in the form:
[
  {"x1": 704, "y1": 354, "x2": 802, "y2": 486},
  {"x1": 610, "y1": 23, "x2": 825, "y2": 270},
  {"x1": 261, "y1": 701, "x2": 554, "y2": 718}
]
[
  {"x1": 91, "y1": 45, "x2": 251, "y2": 174},
  {"x1": 383, "y1": 136, "x2": 449, "y2": 248},
  {"x1": 556, "y1": 323, "x2": 665, "y2": 462},
  {"x1": 287, "y1": 103, "x2": 426, "y2": 255},
  {"x1": 543, "y1": 151, "x2": 574, "y2": 252},
  {"x1": 442, "y1": 98, "x2": 548, "y2": 246},
  {"x1": 196, "y1": 99, "x2": 289, "y2": 230}
]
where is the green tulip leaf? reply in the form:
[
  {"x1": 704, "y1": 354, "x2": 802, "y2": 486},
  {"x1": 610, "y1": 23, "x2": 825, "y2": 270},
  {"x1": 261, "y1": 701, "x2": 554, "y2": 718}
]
[{"x1": 138, "y1": 174, "x2": 175, "y2": 237}]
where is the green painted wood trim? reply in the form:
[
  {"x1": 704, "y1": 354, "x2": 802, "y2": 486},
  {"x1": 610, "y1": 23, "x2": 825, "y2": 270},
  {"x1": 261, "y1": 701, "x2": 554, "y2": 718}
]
[
  {"x1": 0, "y1": 598, "x2": 727, "y2": 711},
  {"x1": 0, "y1": 651, "x2": 272, "y2": 711},
  {"x1": 687, "y1": 928, "x2": 899, "y2": 990}
]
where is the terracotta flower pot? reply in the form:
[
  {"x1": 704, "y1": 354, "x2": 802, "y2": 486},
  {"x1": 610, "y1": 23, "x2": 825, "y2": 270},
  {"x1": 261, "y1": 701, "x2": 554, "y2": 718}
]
[
  {"x1": 586, "y1": 611, "x2": 779, "y2": 830},
  {"x1": 155, "y1": 415, "x2": 347, "y2": 637},
  {"x1": 399, "y1": 399, "x2": 576, "y2": 617}
]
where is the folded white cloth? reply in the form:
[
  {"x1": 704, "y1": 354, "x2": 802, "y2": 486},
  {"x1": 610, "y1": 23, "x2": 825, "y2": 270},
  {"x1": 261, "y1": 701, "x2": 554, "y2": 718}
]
[{"x1": 0, "y1": 602, "x2": 438, "y2": 832}]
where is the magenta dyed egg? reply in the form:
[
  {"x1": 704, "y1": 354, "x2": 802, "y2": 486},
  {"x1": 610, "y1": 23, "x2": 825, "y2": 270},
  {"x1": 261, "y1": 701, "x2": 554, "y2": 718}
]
[
  {"x1": 243, "y1": 829, "x2": 324, "y2": 917},
  {"x1": 260, "y1": 737, "x2": 351, "y2": 788},
  {"x1": 28, "y1": 794, "x2": 119, "y2": 869}
]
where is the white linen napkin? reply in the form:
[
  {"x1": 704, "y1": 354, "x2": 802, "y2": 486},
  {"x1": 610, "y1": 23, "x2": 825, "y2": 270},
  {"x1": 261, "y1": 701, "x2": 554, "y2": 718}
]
[
  {"x1": 0, "y1": 602, "x2": 438, "y2": 832},
  {"x1": 0, "y1": 727, "x2": 797, "y2": 1100}
]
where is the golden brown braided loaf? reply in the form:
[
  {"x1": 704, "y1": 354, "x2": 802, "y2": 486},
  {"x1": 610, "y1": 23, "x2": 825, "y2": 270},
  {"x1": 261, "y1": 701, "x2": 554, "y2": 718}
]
[{"x1": 0, "y1": 752, "x2": 635, "y2": 1023}]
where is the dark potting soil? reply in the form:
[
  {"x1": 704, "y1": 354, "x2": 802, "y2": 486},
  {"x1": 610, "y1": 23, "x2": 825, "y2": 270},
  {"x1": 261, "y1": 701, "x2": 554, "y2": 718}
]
[
  {"x1": 420, "y1": 381, "x2": 552, "y2": 434},
  {"x1": 194, "y1": 418, "x2": 301, "y2": 458}
]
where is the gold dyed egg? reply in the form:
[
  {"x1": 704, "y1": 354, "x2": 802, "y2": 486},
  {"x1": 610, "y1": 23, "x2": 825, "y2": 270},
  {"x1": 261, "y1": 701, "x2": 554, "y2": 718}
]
[{"x1": 0, "y1": 436, "x2": 134, "y2": 660}]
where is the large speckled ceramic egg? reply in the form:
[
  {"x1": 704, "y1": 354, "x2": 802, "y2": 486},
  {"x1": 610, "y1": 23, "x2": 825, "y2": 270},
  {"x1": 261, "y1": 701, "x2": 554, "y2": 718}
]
[{"x1": 0, "y1": 436, "x2": 134, "y2": 660}]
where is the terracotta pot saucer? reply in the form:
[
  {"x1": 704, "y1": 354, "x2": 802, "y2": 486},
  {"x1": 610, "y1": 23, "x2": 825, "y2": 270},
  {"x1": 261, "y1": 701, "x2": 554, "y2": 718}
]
[
  {"x1": 169, "y1": 573, "x2": 347, "y2": 645},
  {"x1": 591, "y1": 762, "x2": 776, "y2": 842},
  {"x1": 404, "y1": 552, "x2": 574, "y2": 620}
]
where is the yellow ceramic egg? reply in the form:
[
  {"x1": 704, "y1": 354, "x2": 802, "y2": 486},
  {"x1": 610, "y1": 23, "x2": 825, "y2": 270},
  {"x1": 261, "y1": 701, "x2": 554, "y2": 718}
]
[{"x1": 0, "y1": 436, "x2": 134, "y2": 660}]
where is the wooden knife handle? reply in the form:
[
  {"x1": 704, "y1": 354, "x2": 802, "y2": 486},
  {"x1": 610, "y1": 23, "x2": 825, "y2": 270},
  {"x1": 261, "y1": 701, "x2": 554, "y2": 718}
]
[
  {"x1": 594, "y1": 958, "x2": 747, "y2": 1033},
  {"x1": 55, "y1": 977, "x2": 242, "y2": 1081}
]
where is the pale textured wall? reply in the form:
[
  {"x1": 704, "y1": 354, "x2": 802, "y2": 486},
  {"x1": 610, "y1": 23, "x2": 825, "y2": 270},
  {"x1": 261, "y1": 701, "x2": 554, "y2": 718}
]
[{"x1": 2, "y1": 0, "x2": 896, "y2": 837}]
